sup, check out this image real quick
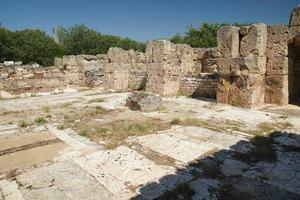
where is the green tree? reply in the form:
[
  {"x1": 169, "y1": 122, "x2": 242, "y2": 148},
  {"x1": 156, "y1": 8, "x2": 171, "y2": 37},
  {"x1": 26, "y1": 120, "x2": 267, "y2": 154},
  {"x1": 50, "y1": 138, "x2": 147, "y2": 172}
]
[
  {"x1": 170, "y1": 23, "x2": 251, "y2": 48},
  {"x1": 0, "y1": 27, "x2": 64, "y2": 66},
  {"x1": 60, "y1": 24, "x2": 145, "y2": 55},
  {"x1": 13, "y1": 29, "x2": 65, "y2": 65},
  {"x1": 170, "y1": 33, "x2": 185, "y2": 44},
  {"x1": 0, "y1": 27, "x2": 14, "y2": 62}
]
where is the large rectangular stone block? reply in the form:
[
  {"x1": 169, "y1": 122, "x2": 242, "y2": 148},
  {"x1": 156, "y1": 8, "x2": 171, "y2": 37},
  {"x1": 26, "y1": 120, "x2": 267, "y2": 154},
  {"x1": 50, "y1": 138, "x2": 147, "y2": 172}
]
[
  {"x1": 176, "y1": 44, "x2": 195, "y2": 75},
  {"x1": 217, "y1": 74, "x2": 265, "y2": 108},
  {"x1": 266, "y1": 25, "x2": 290, "y2": 58},
  {"x1": 265, "y1": 75, "x2": 288, "y2": 105},
  {"x1": 193, "y1": 48, "x2": 207, "y2": 61},
  {"x1": 231, "y1": 56, "x2": 267, "y2": 74},
  {"x1": 107, "y1": 48, "x2": 129, "y2": 63},
  {"x1": 146, "y1": 40, "x2": 178, "y2": 64},
  {"x1": 266, "y1": 56, "x2": 289, "y2": 75},
  {"x1": 240, "y1": 23, "x2": 267, "y2": 57},
  {"x1": 216, "y1": 58, "x2": 231, "y2": 75},
  {"x1": 62, "y1": 55, "x2": 77, "y2": 66},
  {"x1": 146, "y1": 63, "x2": 181, "y2": 96},
  {"x1": 217, "y1": 26, "x2": 240, "y2": 58},
  {"x1": 54, "y1": 57, "x2": 63, "y2": 67},
  {"x1": 104, "y1": 63, "x2": 129, "y2": 91}
]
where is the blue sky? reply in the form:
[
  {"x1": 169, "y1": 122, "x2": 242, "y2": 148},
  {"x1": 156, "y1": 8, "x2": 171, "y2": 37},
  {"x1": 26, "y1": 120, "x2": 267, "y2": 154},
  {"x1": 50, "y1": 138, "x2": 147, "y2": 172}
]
[{"x1": 0, "y1": 0, "x2": 298, "y2": 41}]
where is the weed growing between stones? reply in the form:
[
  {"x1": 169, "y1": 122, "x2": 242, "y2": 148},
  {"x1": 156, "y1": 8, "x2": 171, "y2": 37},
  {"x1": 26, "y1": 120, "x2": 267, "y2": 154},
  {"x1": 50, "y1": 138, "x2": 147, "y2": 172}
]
[
  {"x1": 34, "y1": 117, "x2": 47, "y2": 126},
  {"x1": 18, "y1": 120, "x2": 32, "y2": 128},
  {"x1": 74, "y1": 119, "x2": 171, "y2": 149}
]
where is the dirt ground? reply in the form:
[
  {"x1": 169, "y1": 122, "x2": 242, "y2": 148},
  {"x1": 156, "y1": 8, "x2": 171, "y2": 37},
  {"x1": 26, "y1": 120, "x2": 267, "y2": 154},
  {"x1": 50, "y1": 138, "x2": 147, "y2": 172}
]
[{"x1": 0, "y1": 90, "x2": 299, "y2": 200}]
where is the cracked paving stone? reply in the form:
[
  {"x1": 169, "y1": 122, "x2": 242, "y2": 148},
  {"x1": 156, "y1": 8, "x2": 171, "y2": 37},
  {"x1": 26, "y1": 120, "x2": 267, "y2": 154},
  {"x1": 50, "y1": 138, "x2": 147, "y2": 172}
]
[{"x1": 15, "y1": 160, "x2": 114, "y2": 200}]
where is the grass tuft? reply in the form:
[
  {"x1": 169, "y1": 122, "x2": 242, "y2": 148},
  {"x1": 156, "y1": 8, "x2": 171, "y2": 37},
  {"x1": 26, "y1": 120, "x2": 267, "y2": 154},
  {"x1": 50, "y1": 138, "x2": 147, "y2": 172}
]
[{"x1": 34, "y1": 117, "x2": 47, "y2": 125}]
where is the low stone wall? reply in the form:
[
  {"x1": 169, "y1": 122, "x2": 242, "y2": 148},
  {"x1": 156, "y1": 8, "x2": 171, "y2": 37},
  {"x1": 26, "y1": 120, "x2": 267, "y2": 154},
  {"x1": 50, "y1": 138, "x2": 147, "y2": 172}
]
[
  {"x1": 104, "y1": 48, "x2": 147, "y2": 91},
  {"x1": 179, "y1": 74, "x2": 219, "y2": 98}
]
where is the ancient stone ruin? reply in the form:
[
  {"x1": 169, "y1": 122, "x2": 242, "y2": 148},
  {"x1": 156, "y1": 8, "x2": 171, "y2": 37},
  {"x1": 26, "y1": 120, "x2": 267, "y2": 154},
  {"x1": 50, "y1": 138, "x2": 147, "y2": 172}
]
[
  {"x1": 1, "y1": 6, "x2": 300, "y2": 108},
  {"x1": 1, "y1": 5, "x2": 300, "y2": 200}
]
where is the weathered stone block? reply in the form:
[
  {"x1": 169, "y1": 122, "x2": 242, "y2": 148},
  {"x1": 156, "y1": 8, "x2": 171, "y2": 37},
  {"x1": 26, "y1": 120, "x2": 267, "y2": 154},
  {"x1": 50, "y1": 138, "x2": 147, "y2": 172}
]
[
  {"x1": 265, "y1": 75, "x2": 288, "y2": 105},
  {"x1": 289, "y1": 5, "x2": 300, "y2": 27},
  {"x1": 267, "y1": 25, "x2": 290, "y2": 58},
  {"x1": 217, "y1": 26, "x2": 240, "y2": 58},
  {"x1": 193, "y1": 62, "x2": 202, "y2": 74},
  {"x1": 146, "y1": 40, "x2": 178, "y2": 64},
  {"x1": 176, "y1": 44, "x2": 195, "y2": 75},
  {"x1": 104, "y1": 63, "x2": 129, "y2": 91},
  {"x1": 193, "y1": 48, "x2": 207, "y2": 61},
  {"x1": 231, "y1": 56, "x2": 267, "y2": 74},
  {"x1": 136, "y1": 52, "x2": 146, "y2": 63},
  {"x1": 216, "y1": 58, "x2": 231, "y2": 75},
  {"x1": 217, "y1": 74, "x2": 265, "y2": 108},
  {"x1": 240, "y1": 23, "x2": 267, "y2": 57},
  {"x1": 202, "y1": 48, "x2": 220, "y2": 73},
  {"x1": 107, "y1": 48, "x2": 129, "y2": 63},
  {"x1": 266, "y1": 56, "x2": 289, "y2": 75},
  {"x1": 146, "y1": 63, "x2": 181, "y2": 96},
  {"x1": 54, "y1": 57, "x2": 63, "y2": 67},
  {"x1": 126, "y1": 91, "x2": 162, "y2": 112},
  {"x1": 62, "y1": 55, "x2": 77, "y2": 66}
]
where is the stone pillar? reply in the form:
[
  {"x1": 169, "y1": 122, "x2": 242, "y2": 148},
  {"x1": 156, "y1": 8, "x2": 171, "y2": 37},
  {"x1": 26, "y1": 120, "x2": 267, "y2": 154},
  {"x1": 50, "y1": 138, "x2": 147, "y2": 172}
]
[
  {"x1": 289, "y1": 5, "x2": 300, "y2": 35},
  {"x1": 104, "y1": 48, "x2": 147, "y2": 91},
  {"x1": 104, "y1": 48, "x2": 130, "y2": 91},
  {"x1": 145, "y1": 40, "x2": 181, "y2": 96},
  {"x1": 216, "y1": 24, "x2": 268, "y2": 108},
  {"x1": 265, "y1": 25, "x2": 291, "y2": 105}
]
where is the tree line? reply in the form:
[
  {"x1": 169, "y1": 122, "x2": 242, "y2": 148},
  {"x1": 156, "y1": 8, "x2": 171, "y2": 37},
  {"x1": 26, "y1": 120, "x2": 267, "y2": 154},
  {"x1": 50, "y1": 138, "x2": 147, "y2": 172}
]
[
  {"x1": 170, "y1": 23, "x2": 250, "y2": 48},
  {"x1": 0, "y1": 23, "x2": 250, "y2": 66}
]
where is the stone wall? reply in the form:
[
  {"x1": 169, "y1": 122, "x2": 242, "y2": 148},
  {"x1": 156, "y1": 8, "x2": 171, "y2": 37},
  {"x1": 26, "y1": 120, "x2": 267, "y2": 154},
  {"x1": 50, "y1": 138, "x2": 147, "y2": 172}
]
[
  {"x1": 179, "y1": 74, "x2": 219, "y2": 98},
  {"x1": 0, "y1": 66, "x2": 64, "y2": 98},
  {"x1": 265, "y1": 25, "x2": 291, "y2": 105},
  {"x1": 216, "y1": 24, "x2": 268, "y2": 108},
  {"x1": 0, "y1": 54, "x2": 107, "y2": 98},
  {"x1": 104, "y1": 48, "x2": 147, "y2": 91}
]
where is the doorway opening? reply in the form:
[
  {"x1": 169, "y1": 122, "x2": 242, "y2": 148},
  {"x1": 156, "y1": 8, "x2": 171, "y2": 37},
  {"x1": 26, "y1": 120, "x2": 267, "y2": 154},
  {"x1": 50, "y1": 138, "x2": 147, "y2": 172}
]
[{"x1": 288, "y1": 35, "x2": 300, "y2": 105}]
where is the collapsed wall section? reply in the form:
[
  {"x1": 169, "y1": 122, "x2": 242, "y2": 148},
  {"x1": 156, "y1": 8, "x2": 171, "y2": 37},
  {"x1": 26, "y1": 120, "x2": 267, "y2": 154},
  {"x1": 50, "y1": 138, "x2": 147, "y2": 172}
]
[{"x1": 0, "y1": 66, "x2": 64, "y2": 98}]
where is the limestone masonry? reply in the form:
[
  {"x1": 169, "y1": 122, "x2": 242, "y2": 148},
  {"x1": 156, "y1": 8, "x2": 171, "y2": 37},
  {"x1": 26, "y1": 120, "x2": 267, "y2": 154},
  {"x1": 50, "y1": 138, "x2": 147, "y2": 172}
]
[{"x1": 1, "y1": 5, "x2": 300, "y2": 108}]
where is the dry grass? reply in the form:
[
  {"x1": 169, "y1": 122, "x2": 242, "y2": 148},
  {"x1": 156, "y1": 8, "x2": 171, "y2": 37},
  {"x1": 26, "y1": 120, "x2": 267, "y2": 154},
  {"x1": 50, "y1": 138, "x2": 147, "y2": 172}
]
[
  {"x1": 169, "y1": 117, "x2": 293, "y2": 137},
  {"x1": 18, "y1": 120, "x2": 33, "y2": 128},
  {"x1": 171, "y1": 118, "x2": 238, "y2": 132},
  {"x1": 60, "y1": 102, "x2": 73, "y2": 108},
  {"x1": 41, "y1": 106, "x2": 50, "y2": 113},
  {"x1": 56, "y1": 104, "x2": 170, "y2": 149},
  {"x1": 245, "y1": 122, "x2": 293, "y2": 136},
  {"x1": 88, "y1": 98, "x2": 105, "y2": 103},
  {"x1": 74, "y1": 119, "x2": 171, "y2": 149}
]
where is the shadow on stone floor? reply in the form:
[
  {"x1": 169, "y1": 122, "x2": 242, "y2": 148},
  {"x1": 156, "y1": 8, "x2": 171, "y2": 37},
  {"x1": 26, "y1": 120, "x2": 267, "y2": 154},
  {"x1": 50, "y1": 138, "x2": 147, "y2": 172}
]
[{"x1": 131, "y1": 131, "x2": 300, "y2": 200}]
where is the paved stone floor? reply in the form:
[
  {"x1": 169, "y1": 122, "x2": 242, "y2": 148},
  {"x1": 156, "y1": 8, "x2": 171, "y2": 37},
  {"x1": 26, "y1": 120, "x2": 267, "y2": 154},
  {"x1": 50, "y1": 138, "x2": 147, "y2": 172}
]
[{"x1": 0, "y1": 90, "x2": 299, "y2": 200}]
